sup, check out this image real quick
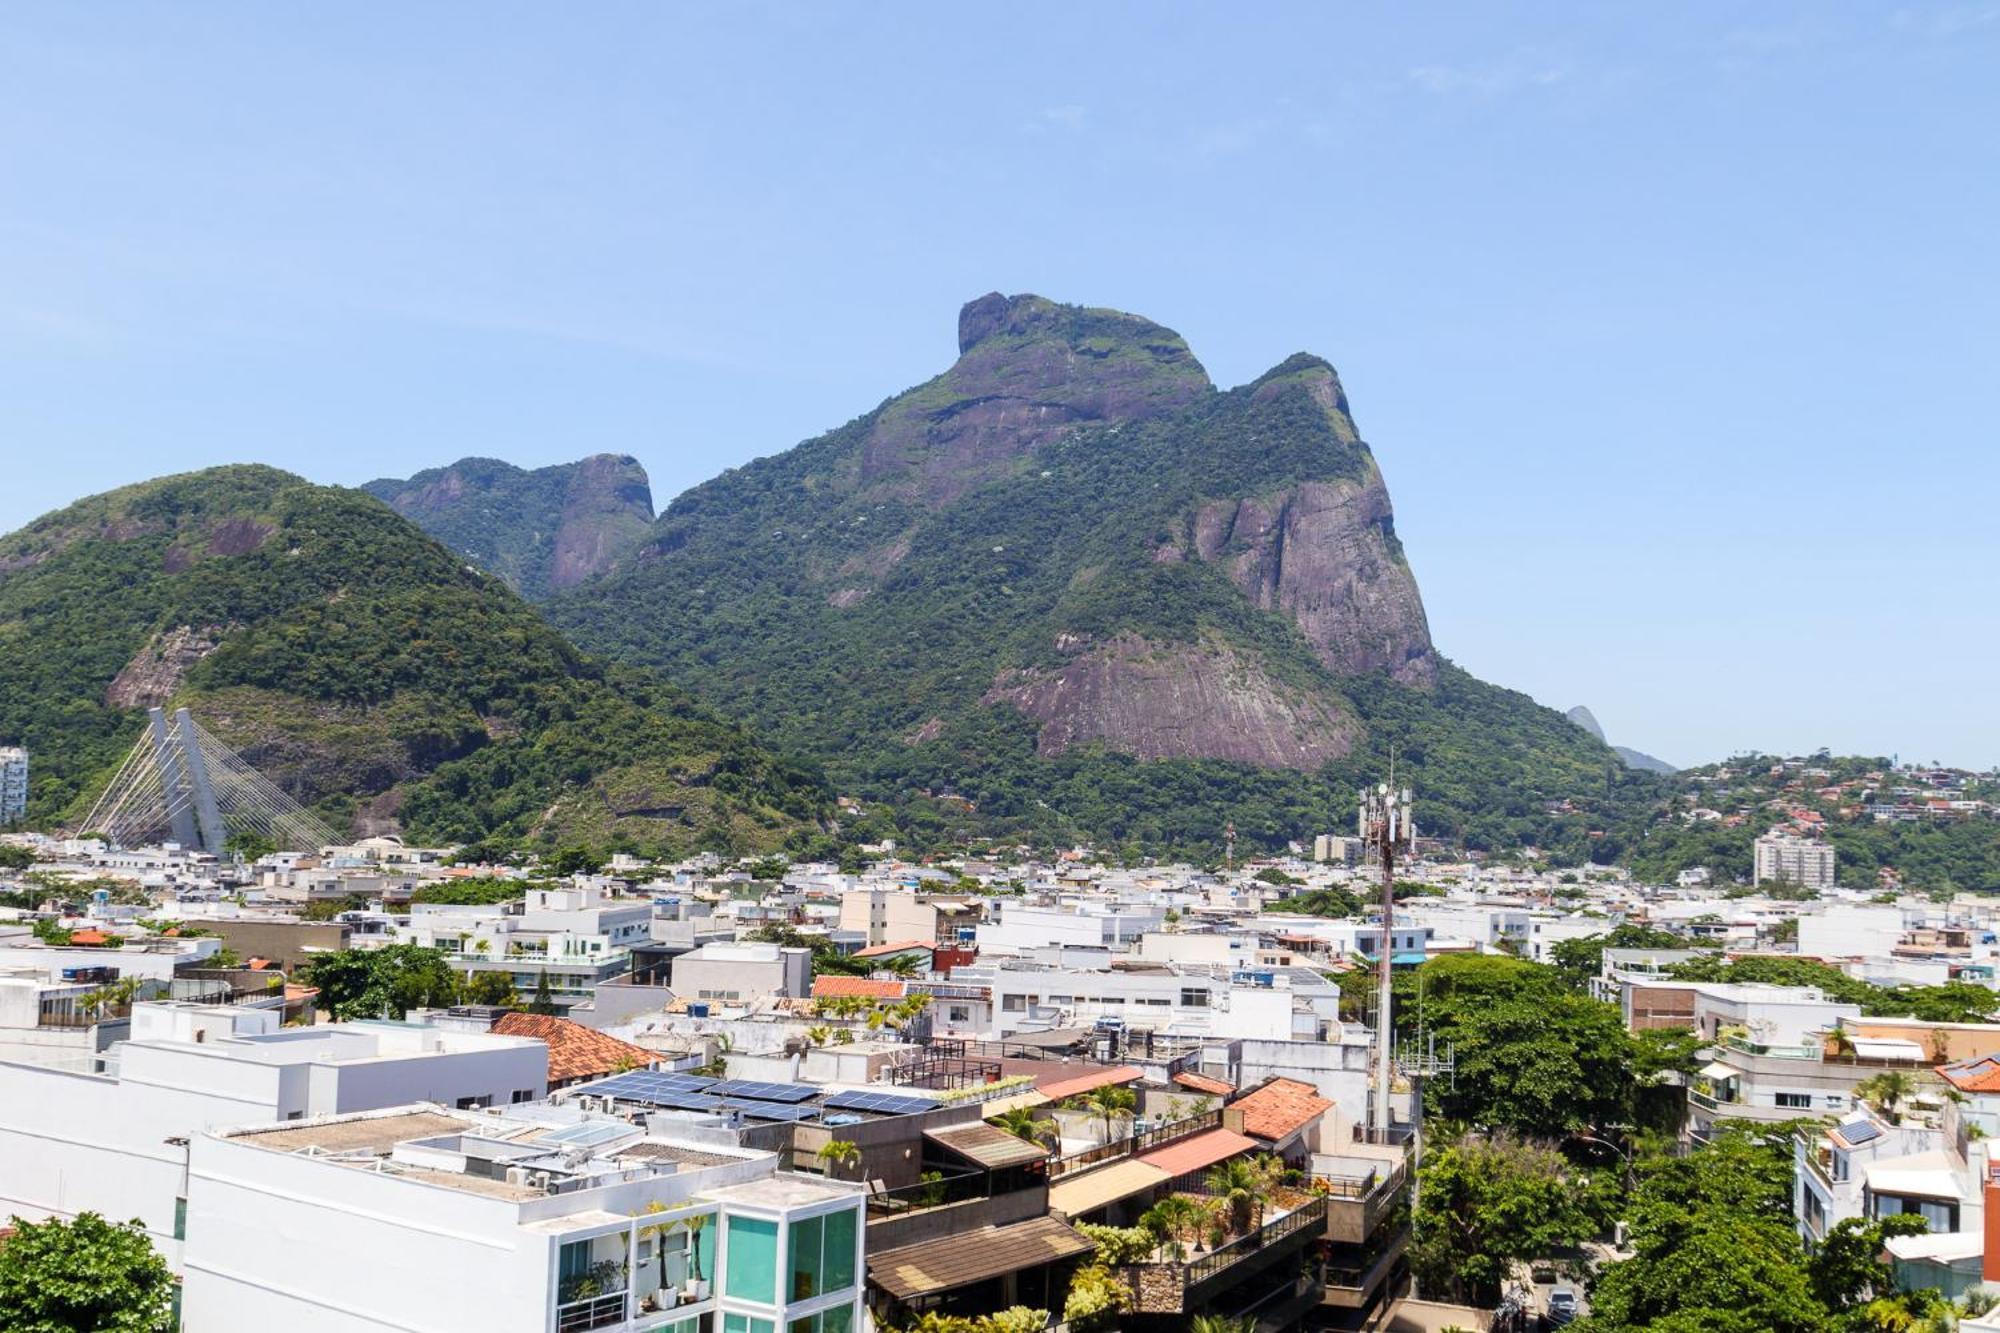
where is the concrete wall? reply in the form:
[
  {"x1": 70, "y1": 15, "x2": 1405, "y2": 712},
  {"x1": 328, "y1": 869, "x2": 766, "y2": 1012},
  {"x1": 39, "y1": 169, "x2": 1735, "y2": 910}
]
[{"x1": 206, "y1": 920, "x2": 350, "y2": 971}]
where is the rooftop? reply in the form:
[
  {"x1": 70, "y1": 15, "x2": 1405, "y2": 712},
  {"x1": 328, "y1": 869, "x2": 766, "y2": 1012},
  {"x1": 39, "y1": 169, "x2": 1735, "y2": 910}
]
[
  {"x1": 492, "y1": 1011, "x2": 658, "y2": 1084},
  {"x1": 1231, "y1": 1077, "x2": 1334, "y2": 1142}
]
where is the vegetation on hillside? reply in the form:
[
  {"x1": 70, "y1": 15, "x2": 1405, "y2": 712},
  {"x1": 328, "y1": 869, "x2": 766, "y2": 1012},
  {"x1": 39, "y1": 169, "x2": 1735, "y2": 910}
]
[{"x1": 0, "y1": 466, "x2": 825, "y2": 857}]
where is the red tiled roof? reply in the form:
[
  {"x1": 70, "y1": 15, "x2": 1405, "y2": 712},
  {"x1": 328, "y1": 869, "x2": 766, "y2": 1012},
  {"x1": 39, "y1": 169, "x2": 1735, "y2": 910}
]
[
  {"x1": 855, "y1": 940, "x2": 934, "y2": 958},
  {"x1": 1037, "y1": 1065, "x2": 1144, "y2": 1102},
  {"x1": 811, "y1": 976, "x2": 907, "y2": 999},
  {"x1": 1138, "y1": 1127, "x2": 1258, "y2": 1178},
  {"x1": 492, "y1": 1012, "x2": 658, "y2": 1087},
  {"x1": 1231, "y1": 1077, "x2": 1334, "y2": 1142},
  {"x1": 1939, "y1": 1055, "x2": 2000, "y2": 1093},
  {"x1": 67, "y1": 929, "x2": 109, "y2": 945},
  {"x1": 1173, "y1": 1071, "x2": 1236, "y2": 1097}
]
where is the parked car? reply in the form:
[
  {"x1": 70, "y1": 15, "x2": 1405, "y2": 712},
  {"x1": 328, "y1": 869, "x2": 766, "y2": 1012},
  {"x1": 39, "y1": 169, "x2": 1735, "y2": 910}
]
[{"x1": 1548, "y1": 1286, "x2": 1580, "y2": 1325}]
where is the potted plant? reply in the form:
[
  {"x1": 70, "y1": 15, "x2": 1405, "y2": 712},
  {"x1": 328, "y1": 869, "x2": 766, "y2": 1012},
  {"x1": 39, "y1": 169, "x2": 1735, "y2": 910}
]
[{"x1": 681, "y1": 1214, "x2": 709, "y2": 1301}]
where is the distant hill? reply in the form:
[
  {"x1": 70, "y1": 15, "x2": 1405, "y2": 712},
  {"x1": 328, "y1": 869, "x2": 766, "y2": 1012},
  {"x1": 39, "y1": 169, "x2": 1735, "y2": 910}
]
[
  {"x1": 363, "y1": 454, "x2": 653, "y2": 601},
  {"x1": 0, "y1": 466, "x2": 823, "y2": 855},
  {"x1": 1566, "y1": 706, "x2": 1677, "y2": 774},
  {"x1": 551, "y1": 293, "x2": 1660, "y2": 855}
]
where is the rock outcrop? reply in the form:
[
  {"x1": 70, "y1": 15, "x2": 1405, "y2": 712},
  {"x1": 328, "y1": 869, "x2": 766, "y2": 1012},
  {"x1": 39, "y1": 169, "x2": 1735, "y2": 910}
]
[{"x1": 984, "y1": 633, "x2": 1358, "y2": 771}]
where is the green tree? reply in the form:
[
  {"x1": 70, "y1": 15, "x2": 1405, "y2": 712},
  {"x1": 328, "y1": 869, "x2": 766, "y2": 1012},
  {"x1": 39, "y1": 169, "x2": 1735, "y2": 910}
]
[
  {"x1": 1808, "y1": 1214, "x2": 1929, "y2": 1314},
  {"x1": 987, "y1": 1105, "x2": 1057, "y2": 1148},
  {"x1": 0, "y1": 845, "x2": 36, "y2": 870},
  {"x1": 1409, "y1": 1134, "x2": 1592, "y2": 1308},
  {"x1": 1548, "y1": 924, "x2": 1690, "y2": 992},
  {"x1": 461, "y1": 971, "x2": 519, "y2": 1007},
  {"x1": 302, "y1": 943, "x2": 462, "y2": 1020},
  {"x1": 0, "y1": 1212, "x2": 175, "y2": 1333},
  {"x1": 224, "y1": 831, "x2": 278, "y2": 862},
  {"x1": 527, "y1": 970, "x2": 558, "y2": 1016}
]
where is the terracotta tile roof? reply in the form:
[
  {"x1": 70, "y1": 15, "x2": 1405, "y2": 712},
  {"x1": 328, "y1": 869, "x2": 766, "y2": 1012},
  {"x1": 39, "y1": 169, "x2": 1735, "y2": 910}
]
[
  {"x1": 491, "y1": 1012, "x2": 657, "y2": 1087},
  {"x1": 1036, "y1": 1065, "x2": 1144, "y2": 1102},
  {"x1": 1939, "y1": 1054, "x2": 2000, "y2": 1093},
  {"x1": 1138, "y1": 1127, "x2": 1259, "y2": 1179},
  {"x1": 855, "y1": 940, "x2": 934, "y2": 958},
  {"x1": 1173, "y1": 1071, "x2": 1235, "y2": 1097},
  {"x1": 67, "y1": 929, "x2": 109, "y2": 945},
  {"x1": 811, "y1": 976, "x2": 907, "y2": 1000},
  {"x1": 1231, "y1": 1077, "x2": 1334, "y2": 1142},
  {"x1": 870, "y1": 1216, "x2": 1096, "y2": 1300}
]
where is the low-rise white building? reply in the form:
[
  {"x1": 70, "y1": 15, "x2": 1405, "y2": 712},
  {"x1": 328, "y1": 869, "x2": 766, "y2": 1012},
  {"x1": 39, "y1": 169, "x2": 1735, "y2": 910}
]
[
  {"x1": 0, "y1": 1002, "x2": 546, "y2": 1269},
  {"x1": 184, "y1": 1104, "x2": 866, "y2": 1333}
]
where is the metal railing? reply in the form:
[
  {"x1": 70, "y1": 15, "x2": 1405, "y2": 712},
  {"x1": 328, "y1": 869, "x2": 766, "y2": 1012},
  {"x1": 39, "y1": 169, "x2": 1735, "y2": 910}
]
[
  {"x1": 554, "y1": 1291, "x2": 627, "y2": 1332},
  {"x1": 1048, "y1": 1109, "x2": 1221, "y2": 1181},
  {"x1": 1178, "y1": 1195, "x2": 1328, "y2": 1290},
  {"x1": 1313, "y1": 1160, "x2": 1407, "y2": 1202}
]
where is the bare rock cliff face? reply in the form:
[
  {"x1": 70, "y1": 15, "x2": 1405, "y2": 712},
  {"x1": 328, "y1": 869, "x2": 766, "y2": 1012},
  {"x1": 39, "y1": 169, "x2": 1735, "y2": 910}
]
[
  {"x1": 1194, "y1": 473, "x2": 1436, "y2": 686},
  {"x1": 984, "y1": 632, "x2": 1359, "y2": 771},
  {"x1": 856, "y1": 293, "x2": 1211, "y2": 506},
  {"x1": 550, "y1": 454, "x2": 656, "y2": 591}
]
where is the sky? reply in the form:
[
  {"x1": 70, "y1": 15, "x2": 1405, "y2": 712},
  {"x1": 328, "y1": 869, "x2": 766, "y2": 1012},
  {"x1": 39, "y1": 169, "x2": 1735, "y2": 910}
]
[{"x1": 3, "y1": 4, "x2": 1997, "y2": 768}]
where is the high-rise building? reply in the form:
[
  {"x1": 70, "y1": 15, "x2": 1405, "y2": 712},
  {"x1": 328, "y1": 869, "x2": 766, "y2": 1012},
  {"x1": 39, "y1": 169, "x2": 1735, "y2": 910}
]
[
  {"x1": 0, "y1": 747, "x2": 26, "y2": 825},
  {"x1": 1754, "y1": 829, "x2": 1837, "y2": 890}
]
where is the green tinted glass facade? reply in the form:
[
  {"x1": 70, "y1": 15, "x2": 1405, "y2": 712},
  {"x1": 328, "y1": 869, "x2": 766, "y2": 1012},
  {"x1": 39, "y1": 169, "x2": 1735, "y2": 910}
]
[
  {"x1": 822, "y1": 1209, "x2": 856, "y2": 1293},
  {"x1": 724, "y1": 1215, "x2": 779, "y2": 1305}
]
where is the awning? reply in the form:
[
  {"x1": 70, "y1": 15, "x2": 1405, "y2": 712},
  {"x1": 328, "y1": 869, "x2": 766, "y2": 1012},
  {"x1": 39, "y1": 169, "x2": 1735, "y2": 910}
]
[
  {"x1": 926, "y1": 1122, "x2": 1048, "y2": 1170},
  {"x1": 1138, "y1": 1128, "x2": 1259, "y2": 1179},
  {"x1": 1851, "y1": 1038, "x2": 1927, "y2": 1061},
  {"x1": 1886, "y1": 1231, "x2": 1985, "y2": 1263},
  {"x1": 1048, "y1": 1159, "x2": 1169, "y2": 1218},
  {"x1": 979, "y1": 1090, "x2": 1050, "y2": 1118},
  {"x1": 1865, "y1": 1167, "x2": 1965, "y2": 1201},
  {"x1": 1697, "y1": 1062, "x2": 1738, "y2": 1081},
  {"x1": 869, "y1": 1216, "x2": 1097, "y2": 1301}
]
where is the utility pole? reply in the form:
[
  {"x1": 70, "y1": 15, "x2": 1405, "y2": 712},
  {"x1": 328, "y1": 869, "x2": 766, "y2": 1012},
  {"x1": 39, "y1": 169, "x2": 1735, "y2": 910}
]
[
  {"x1": 1223, "y1": 821, "x2": 1236, "y2": 872},
  {"x1": 1360, "y1": 776, "x2": 1413, "y2": 1137}
]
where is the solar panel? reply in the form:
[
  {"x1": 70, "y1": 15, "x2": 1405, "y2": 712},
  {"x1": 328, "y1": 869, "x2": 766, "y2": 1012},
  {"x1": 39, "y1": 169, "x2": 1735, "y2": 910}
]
[
  {"x1": 735, "y1": 1103, "x2": 820, "y2": 1123},
  {"x1": 822, "y1": 1090, "x2": 939, "y2": 1116},
  {"x1": 706, "y1": 1079, "x2": 817, "y2": 1104},
  {"x1": 1843, "y1": 1120, "x2": 1882, "y2": 1145},
  {"x1": 588, "y1": 1072, "x2": 718, "y2": 1106}
]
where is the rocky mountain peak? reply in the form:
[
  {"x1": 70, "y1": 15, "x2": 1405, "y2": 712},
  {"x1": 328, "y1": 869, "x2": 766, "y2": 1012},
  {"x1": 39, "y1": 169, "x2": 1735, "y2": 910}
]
[{"x1": 858, "y1": 293, "x2": 1211, "y2": 505}]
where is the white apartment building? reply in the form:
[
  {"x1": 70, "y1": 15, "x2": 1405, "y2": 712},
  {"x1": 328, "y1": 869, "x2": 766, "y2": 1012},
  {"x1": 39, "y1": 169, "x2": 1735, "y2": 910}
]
[
  {"x1": 975, "y1": 903, "x2": 1165, "y2": 955},
  {"x1": 184, "y1": 1103, "x2": 866, "y2": 1333},
  {"x1": 671, "y1": 942, "x2": 813, "y2": 1003},
  {"x1": 0, "y1": 1002, "x2": 546, "y2": 1269},
  {"x1": 1397, "y1": 900, "x2": 1531, "y2": 952},
  {"x1": 1798, "y1": 903, "x2": 1905, "y2": 959},
  {"x1": 1755, "y1": 829, "x2": 1838, "y2": 889},
  {"x1": 402, "y1": 882, "x2": 654, "y2": 1001},
  {"x1": 0, "y1": 747, "x2": 26, "y2": 824},
  {"x1": 971, "y1": 963, "x2": 1342, "y2": 1043}
]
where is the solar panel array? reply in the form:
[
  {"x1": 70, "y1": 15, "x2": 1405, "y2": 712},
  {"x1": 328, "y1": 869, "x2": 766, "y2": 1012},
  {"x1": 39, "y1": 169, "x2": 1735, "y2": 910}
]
[
  {"x1": 587, "y1": 1071, "x2": 718, "y2": 1105},
  {"x1": 707, "y1": 1079, "x2": 818, "y2": 1104},
  {"x1": 1843, "y1": 1120, "x2": 1882, "y2": 1145},
  {"x1": 823, "y1": 1090, "x2": 939, "y2": 1116}
]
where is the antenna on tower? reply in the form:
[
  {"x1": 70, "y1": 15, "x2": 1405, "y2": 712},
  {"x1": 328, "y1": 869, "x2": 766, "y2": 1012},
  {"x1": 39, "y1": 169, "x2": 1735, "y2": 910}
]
[
  {"x1": 1359, "y1": 759, "x2": 1414, "y2": 1139},
  {"x1": 1223, "y1": 821, "x2": 1236, "y2": 872}
]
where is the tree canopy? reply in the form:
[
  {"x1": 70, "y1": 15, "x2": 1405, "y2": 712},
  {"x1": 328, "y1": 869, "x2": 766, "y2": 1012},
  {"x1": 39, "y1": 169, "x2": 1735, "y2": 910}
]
[{"x1": 0, "y1": 1212, "x2": 175, "y2": 1333}]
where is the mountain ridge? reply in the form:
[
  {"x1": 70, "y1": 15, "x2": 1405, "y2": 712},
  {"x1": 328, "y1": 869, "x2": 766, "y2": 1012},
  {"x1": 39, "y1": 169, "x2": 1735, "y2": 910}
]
[
  {"x1": 0, "y1": 465, "x2": 824, "y2": 856},
  {"x1": 363, "y1": 454, "x2": 653, "y2": 601},
  {"x1": 547, "y1": 293, "x2": 1655, "y2": 853}
]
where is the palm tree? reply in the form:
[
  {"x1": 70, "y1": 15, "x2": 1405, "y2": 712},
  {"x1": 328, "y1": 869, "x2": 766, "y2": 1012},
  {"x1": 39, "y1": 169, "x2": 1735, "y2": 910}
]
[
  {"x1": 881, "y1": 953, "x2": 922, "y2": 979},
  {"x1": 805, "y1": 1025, "x2": 833, "y2": 1047},
  {"x1": 1204, "y1": 1157, "x2": 1270, "y2": 1236},
  {"x1": 816, "y1": 1139, "x2": 862, "y2": 1179},
  {"x1": 1856, "y1": 1070, "x2": 1916, "y2": 1120},
  {"x1": 864, "y1": 1006, "x2": 889, "y2": 1033},
  {"x1": 988, "y1": 1106, "x2": 1057, "y2": 1148},
  {"x1": 831, "y1": 1029, "x2": 854, "y2": 1045},
  {"x1": 1081, "y1": 1086, "x2": 1137, "y2": 1144},
  {"x1": 1142, "y1": 1196, "x2": 1206, "y2": 1262}
]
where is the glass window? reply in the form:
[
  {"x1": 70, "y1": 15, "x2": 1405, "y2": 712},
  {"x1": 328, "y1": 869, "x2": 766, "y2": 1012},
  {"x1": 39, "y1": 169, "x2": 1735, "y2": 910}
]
[
  {"x1": 822, "y1": 1208, "x2": 856, "y2": 1293},
  {"x1": 724, "y1": 1215, "x2": 779, "y2": 1305},
  {"x1": 724, "y1": 1317, "x2": 775, "y2": 1333},
  {"x1": 788, "y1": 1214, "x2": 823, "y2": 1301},
  {"x1": 822, "y1": 1306, "x2": 853, "y2": 1333}
]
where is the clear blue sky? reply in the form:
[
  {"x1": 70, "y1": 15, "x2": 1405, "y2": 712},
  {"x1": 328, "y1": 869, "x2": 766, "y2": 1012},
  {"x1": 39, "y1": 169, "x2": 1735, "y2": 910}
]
[{"x1": 4, "y1": 5, "x2": 1996, "y2": 768}]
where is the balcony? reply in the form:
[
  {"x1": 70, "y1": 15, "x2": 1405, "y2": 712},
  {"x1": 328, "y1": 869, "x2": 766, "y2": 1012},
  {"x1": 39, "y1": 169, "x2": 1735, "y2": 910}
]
[
  {"x1": 1116, "y1": 1192, "x2": 1329, "y2": 1314},
  {"x1": 555, "y1": 1290, "x2": 627, "y2": 1333},
  {"x1": 1314, "y1": 1159, "x2": 1408, "y2": 1245},
  {"x1": 1320, "y1": 1226, "x2": 1410, "y2": 1309},
  {"x1": 1048, "y1": 1109, "x2": 1221, "y2": 1181}
]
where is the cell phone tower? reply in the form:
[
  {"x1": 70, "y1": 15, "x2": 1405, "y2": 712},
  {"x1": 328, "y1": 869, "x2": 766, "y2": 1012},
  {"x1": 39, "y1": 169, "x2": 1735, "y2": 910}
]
[{"x1": 1359, "y1": 775, "x2": 1414, "y2": 1137}]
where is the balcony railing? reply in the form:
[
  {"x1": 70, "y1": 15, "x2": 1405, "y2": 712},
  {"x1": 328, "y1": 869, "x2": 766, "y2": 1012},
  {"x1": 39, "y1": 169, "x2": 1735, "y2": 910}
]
[
  {"x1": 1313, "y1": 1160, "x2": 1407, "y2": 1202},
  {"x1": 1048, "y1": 1109, "x2": 1221, "y2": 1181},
  {"x1": 1119, "y1": 1195, "x2": 1329, "y2": 1312},
  {"x1": 555, "y1": 1291, "x2": 627, "y2": 1333}
]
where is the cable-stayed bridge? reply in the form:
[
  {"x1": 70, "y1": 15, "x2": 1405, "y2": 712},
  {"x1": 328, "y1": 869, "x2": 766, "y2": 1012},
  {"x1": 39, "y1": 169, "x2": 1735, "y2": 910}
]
[{"x1": 78, "y1": 707, "x2": 336, "y2": 854}]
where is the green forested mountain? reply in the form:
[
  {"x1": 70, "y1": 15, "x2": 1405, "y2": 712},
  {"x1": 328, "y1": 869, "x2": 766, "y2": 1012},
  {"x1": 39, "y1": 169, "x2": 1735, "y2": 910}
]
[
  {"x1": 0, "y1": 465, "x2": 824, "y2": 855},
  {"x1": 551, "y1": 293, "x2": 1660, "y2": 855},
  {"x1": 362, "y1": 454, "x2": 654, "y2": 601}
]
